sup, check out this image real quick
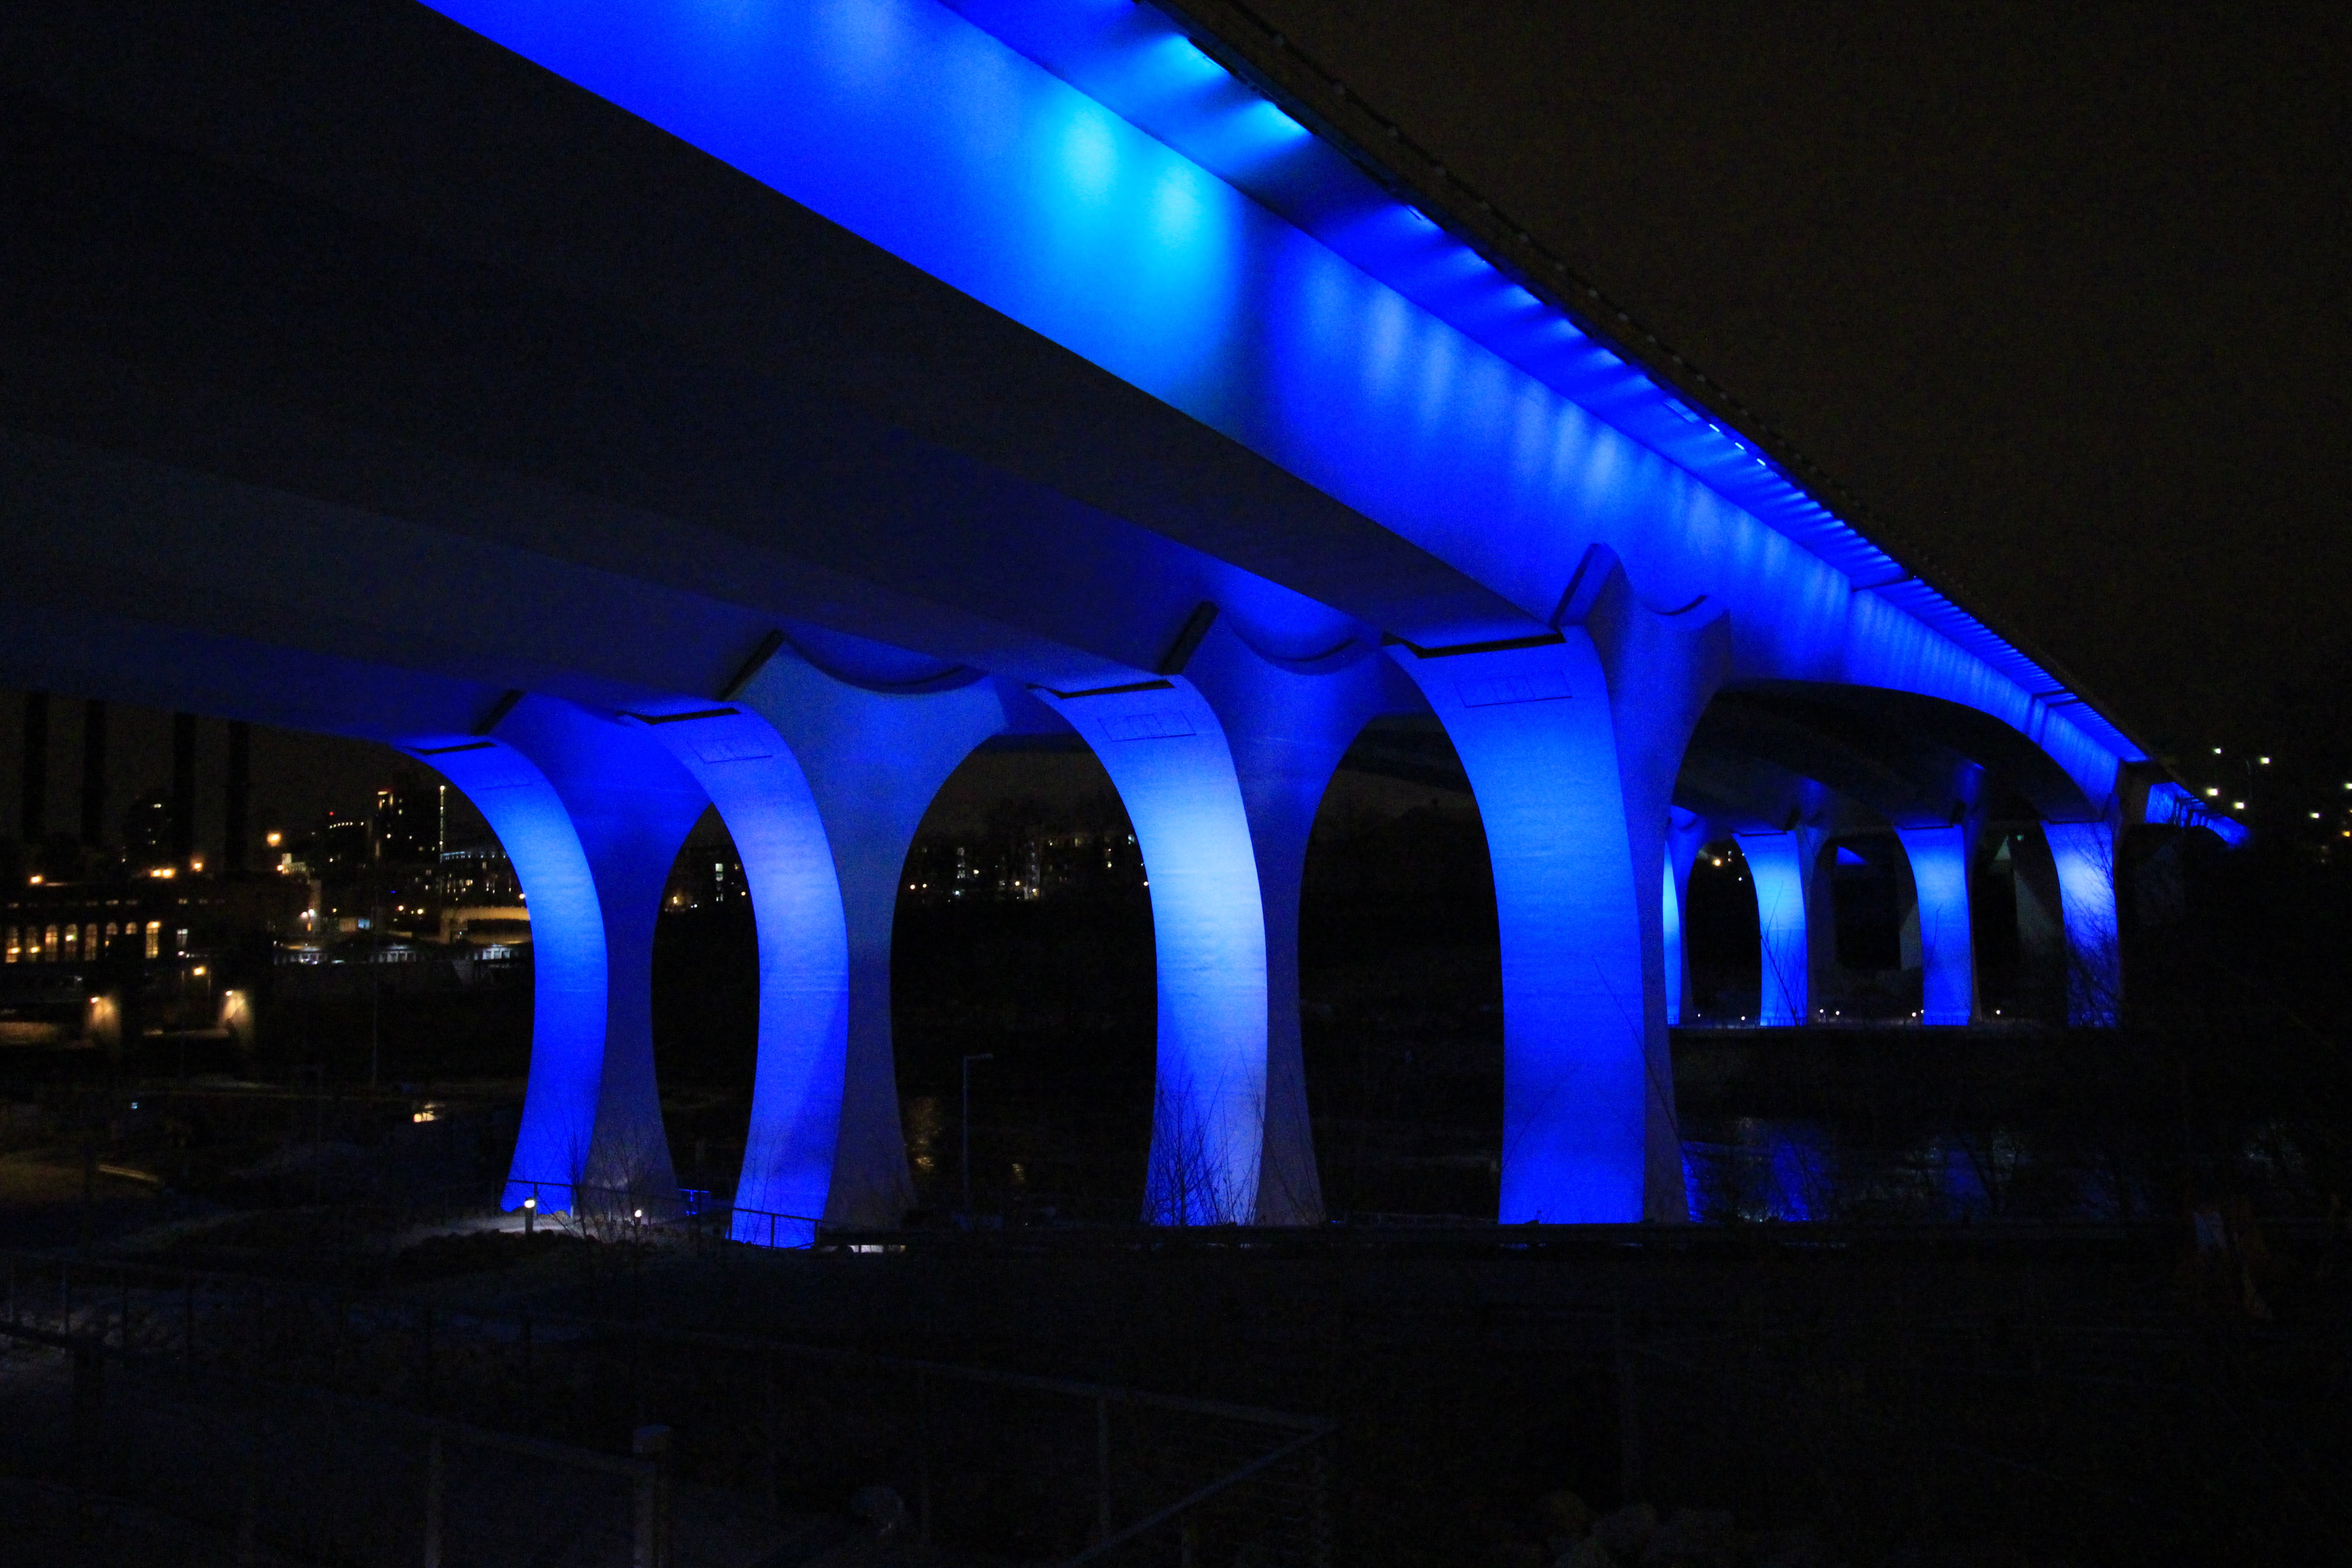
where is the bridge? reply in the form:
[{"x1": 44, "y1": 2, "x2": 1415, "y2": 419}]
[{"x1": 0, "y1": 1, "x2": 2239, "y2": 1235}]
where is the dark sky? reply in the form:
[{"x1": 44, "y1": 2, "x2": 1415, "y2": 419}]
[
  {"x1": 1248, "y1": 0, "x2": 2352, "y2": 757},
  {"x1": 0, "y1": 697, "x2": 406, "y2": 858}
]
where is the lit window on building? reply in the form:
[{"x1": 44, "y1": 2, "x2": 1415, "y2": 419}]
[
  {"x1": 44, "y1": 925, "x2": 60, "y2": 962},
  {"x1": 145, "y1": 921, "x2": 161, "y2": 960},
  {"x1": 3, "y1": 926, "x2": 16, "y2": 963}
]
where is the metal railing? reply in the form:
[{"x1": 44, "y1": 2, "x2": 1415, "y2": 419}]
[
  {"x1": 0, "y1": 1313, "x2": 682, "y2": 1567},
  {"x1": 0, "y1": 1249, "x2": 1335, "y2": 1567},
  {"x1": 501, "y1": 1176, "x2": 823, "y2": 1250}
]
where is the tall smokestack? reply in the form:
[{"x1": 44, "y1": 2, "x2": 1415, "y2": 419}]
[
  {"x1": 80, "y1": 699, "x2": 107, "y2": 848},
  {"x1": 20, "y1": 691, "x2": 48, "y2": 844},
  {"x1": 171, "y1": 712, "x2": 197, "y2": 868},
  {"x1": 225, "y1": 720, "x2": 250, "y2": 874}
]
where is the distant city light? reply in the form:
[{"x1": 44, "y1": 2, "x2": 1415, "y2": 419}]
[
  {"x1": 266, "y1": 832, "x2": 283, "y2": 847},
  {"x1": 2205, "y1": 788, "x2": 2220, "y2": 798},
  {"x1": 2258, "y1": 756, "x2": 2271, "y2": 765},
  {"x1": 2212, "y1": 747, "x2": 2224, "y2": 755},
  {"x1": 2232, "y1": 801, "x2": 2245, "y2": 811},
  {"x1": 26, "y1": 874, "x2": 40, "y2": 886}
]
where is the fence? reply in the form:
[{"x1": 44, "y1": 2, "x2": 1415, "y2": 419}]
[
  {"x1": 501, "y1": 1176, "x2": 820, "y2": 1251},
  {"x1": 787, "y1": 1216, "x2": 2348, "y2": 1563},
  {"x1": 0, "y1": 1249, "x2": 1334, "y2": 1567},
  {"x1": 0, "y1": 1315, "x2": 680, "y2": 1566}
]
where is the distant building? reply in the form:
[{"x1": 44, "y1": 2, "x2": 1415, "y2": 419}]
[
  {"x1": 900, "y1": 800, "x2": 1145, "y2": 906},
  {"x1": 658, "y1": 813, "x2": 748, "y2": 912},
  {"x1": 122, "y1": 789, "x2": 172, "y2": 873},
  {"x1": 2, "y1": 874, "x2": 306, "y2": 970},
  {"x1": 312, "y1": 810, "x2": 372, "y2": 877},
  {"x1": 0, "y1": 868, "x2": 307, "y2": 1044},
  {"x1": 437, "y1": 842, "x2": 521, "y2": 906},
  {"x1": 375, "y1": 784, "x2": 444, "y2": 866}
]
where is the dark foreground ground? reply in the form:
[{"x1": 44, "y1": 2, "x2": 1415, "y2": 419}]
[
  {"x1": 2, "y1": 1005, "x2": 2349, "y2": 1568},
  {"x1": 4, "y1": 1205, "x2": 2346, "y2": 1568}
]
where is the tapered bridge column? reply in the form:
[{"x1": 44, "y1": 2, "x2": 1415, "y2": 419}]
[
  {"x1": 629, "y1": 701, "x2": 848, "y2": 1245},
  {"x1": 1663, "y1": 809, "x2": 1708, "y2": 1028},
  {"x1": 1895, "y1": 824, "x2": 1980, "y2": 1025},
  {"x1": 1735, "y1": 830, "x2": 1821, "y2": 1027},
  {"x1": 1035, "y1": 673, "x2": 1268, "y2": 1224},
  {"x1": 414, "y1": 696, "x2": 709, "y2": 1216},
  {"x1": 2045, "y1": 820, "x2": 2122, "y2": 1027},
  {"x1": 717, "y1": 646, "x2": 1010, "y2": 1230},
  {"x1": 1181, "y1": 617, "x2": 1410, "y2": 1224},
  {"x1": 1392, "y1": 549, "x2": 1725, "y2": 1223}
]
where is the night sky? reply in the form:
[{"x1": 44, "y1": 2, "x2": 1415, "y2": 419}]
[{"x1": 1248, "y1": 0, "x2": 2352, "y2": 757}]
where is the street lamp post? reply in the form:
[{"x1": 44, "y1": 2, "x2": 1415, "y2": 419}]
[{"x1": 960, "y1": 1052, "x2": 995, "y2": 1215}]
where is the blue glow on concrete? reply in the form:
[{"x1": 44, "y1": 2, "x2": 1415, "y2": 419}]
[
  {"x1": 404, "y1": 730, "x2": 603, "y2": 1214},
  {"x1": 410, "y1": 696, "x2": 708, "y2": 1212},
  {"x1": 1386, "y1": 632, "x2": 1650, "y2": 1222},
  {"x1": 730, "y1": 646, "x2": 1011, "y2": 1227},
  {"x1": 1663, "y1": 810, "x2": 1707, "y2": 1029},
  {"x1": 1661, "y1": 859, "x2": 1685, "y2": 1031},
  {"x1": 2044, "y1": 821, "x2": 2122, "y2": 1027},
  {"x1": 1383, "y1": 554, "x2": 1720, "y2": 1222},
  {"x1": 632, "y1": 706, "x2": 848, "y2": 1246},
  {"x1": 2143, "y1": 780, "x2": 2250, "y2": 846},
  {"x1": 1575, "y1": 555, "x2": 1728, "y2": 1215},
  {"x1": 1036, "y1": 676, "x2": 1268, "y2": 1223},
  {"x1": 1181, "y1": 620, "x2": 1408, "y2": 1223},
  {"x1": 426, "y1": 0, "x2": 2144, "y2": 789},
  {"x1": 497, "y1": 699, "x2": 709, "y2": 1208},
  {"x1": 1896, "y1": 825, "x2": 1978, "y2": 1026},
  {"x1": 1735, "y1": 832, "x2": 1812, "y2": 1028}
]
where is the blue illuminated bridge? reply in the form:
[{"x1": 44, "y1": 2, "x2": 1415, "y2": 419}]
[{"x1": 0, "y1": 2, "x2": 2241, "y2": 1233}]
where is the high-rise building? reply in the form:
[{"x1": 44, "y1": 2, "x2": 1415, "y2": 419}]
[
  {"x1": 313, "y1": 810, "x2": 372, "y2": 877},
  {"x1": 122, "y1": 789, "x2": 172, "y2": 871},
  {"x1": 374, "y1": 787, "x2": 441, "y2": 865}
]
